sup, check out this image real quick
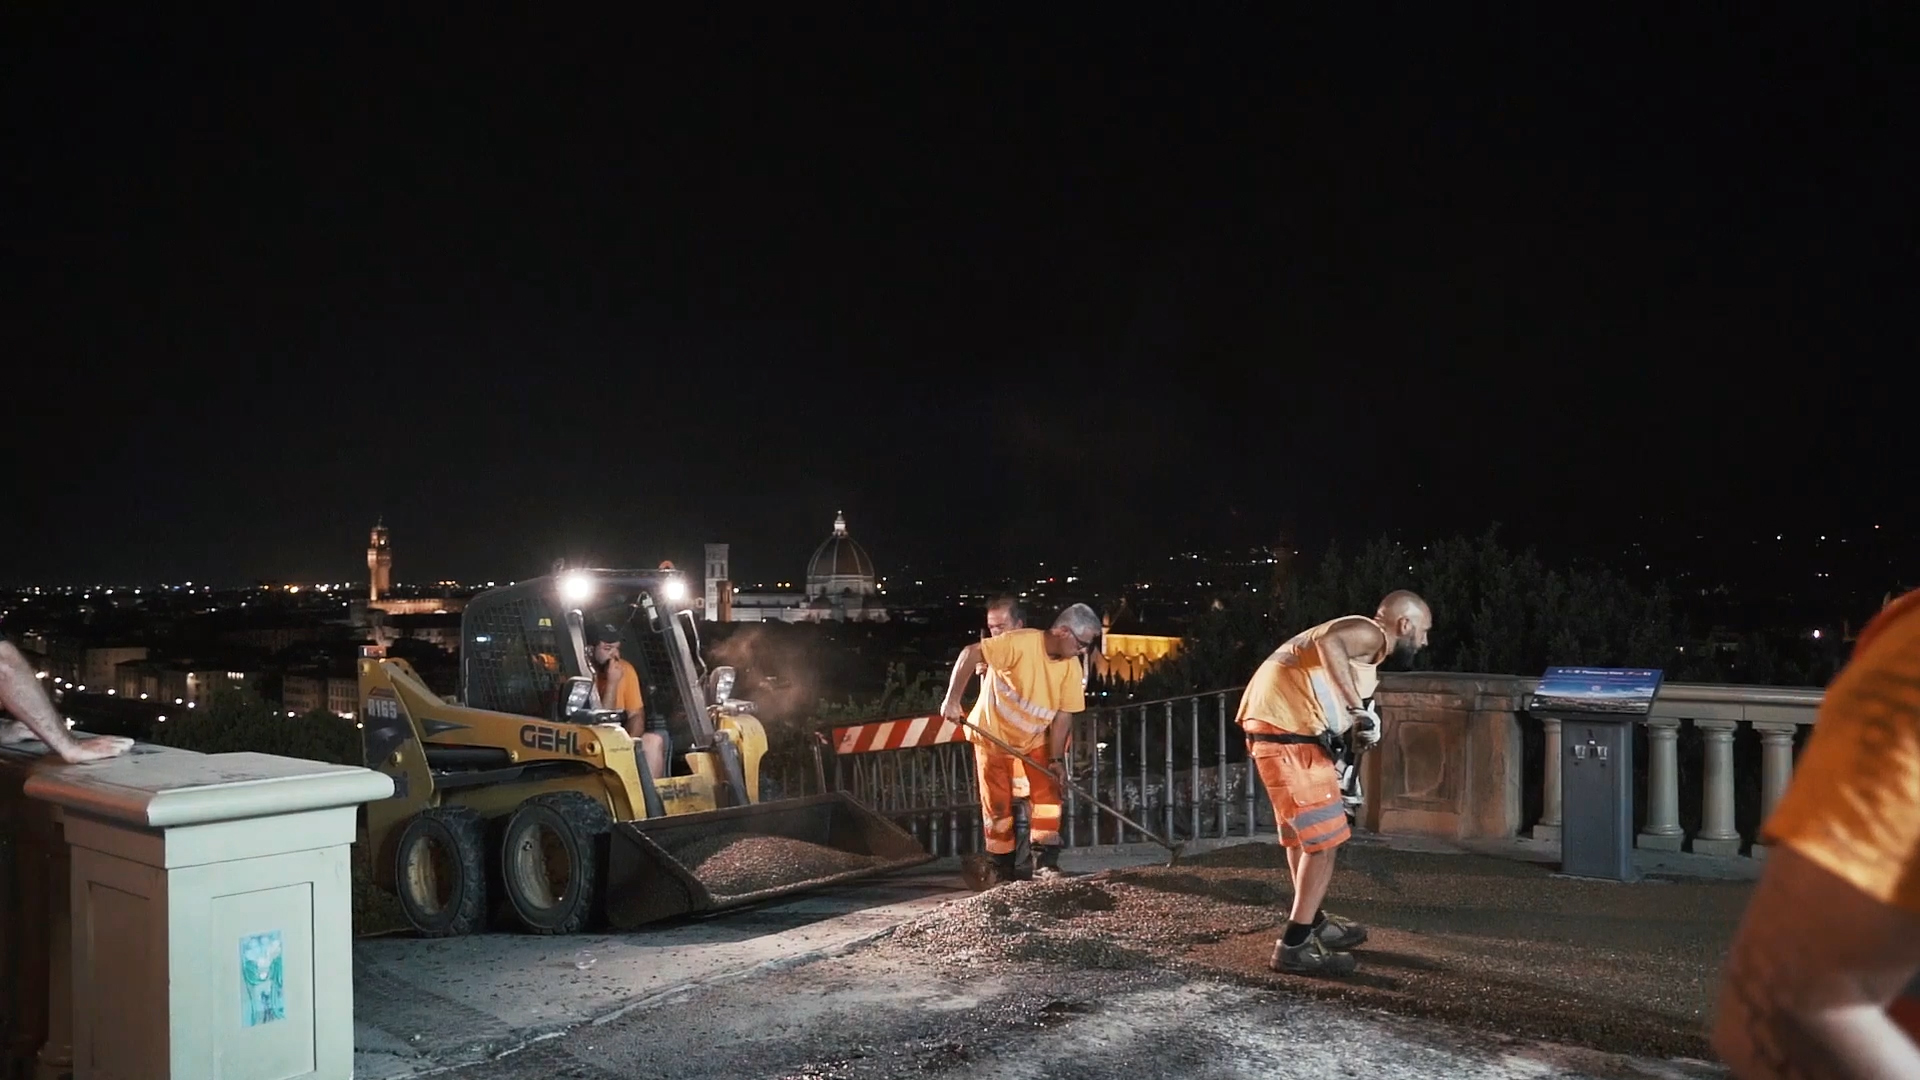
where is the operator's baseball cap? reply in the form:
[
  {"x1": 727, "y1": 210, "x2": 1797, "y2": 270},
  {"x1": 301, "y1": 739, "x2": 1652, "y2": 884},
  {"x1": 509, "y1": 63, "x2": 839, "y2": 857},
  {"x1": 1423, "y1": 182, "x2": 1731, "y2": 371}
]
[{"x1": 586, "y1": 622, "x2": 623, "y2": 645}]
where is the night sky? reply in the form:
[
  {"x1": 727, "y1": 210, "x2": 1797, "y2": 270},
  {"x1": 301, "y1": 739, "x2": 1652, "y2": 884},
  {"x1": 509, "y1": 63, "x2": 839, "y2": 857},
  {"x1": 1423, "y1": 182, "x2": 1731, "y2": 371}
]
[{"x1": 5, "y1": 9, "x2": 1912, "y2": 588}]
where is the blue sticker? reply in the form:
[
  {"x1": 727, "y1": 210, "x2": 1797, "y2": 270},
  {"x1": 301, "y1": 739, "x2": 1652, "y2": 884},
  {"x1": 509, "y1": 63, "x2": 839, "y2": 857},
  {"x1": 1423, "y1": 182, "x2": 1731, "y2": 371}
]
[{"x1": 240, "y1": 930, "x2": 286, "y2": 1027}]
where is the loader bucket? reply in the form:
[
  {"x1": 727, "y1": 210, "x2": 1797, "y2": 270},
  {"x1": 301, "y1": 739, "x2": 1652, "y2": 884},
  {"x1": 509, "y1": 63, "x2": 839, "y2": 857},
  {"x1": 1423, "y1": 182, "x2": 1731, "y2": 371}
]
[{"x1": 602, "y1": 791, "x2": 935, "y2": 930}]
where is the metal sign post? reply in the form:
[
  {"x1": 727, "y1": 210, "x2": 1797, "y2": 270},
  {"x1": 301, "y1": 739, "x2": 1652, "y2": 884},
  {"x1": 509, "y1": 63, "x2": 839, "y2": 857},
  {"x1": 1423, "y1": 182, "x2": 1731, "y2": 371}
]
[{"x1": 1528, "y1": 666, "x2": 1664, "y2": 882}]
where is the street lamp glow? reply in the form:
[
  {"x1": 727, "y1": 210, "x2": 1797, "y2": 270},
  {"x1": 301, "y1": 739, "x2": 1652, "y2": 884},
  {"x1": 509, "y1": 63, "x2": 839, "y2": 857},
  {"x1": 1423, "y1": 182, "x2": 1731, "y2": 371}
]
[{"x1": 662, "y1": 578, "x2": 688, "y2": 602}]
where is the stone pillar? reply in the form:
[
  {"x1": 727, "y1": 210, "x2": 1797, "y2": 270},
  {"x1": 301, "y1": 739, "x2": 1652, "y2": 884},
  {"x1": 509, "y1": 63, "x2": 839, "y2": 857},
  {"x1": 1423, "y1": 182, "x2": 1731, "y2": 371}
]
[
  {"x1": 26, "y1": 749, "x2": 392, "y2": 1080},
  {"x1": 1636, "y1": 717, "x2": 1685, "y2": 851},
  {"x1": 1373, "y1": 673, "x2": 1527, "y2": 842},
  {"x1": 1531, "y1": 716, "x2": 1562, "y2": 842},
  {"x1": 1750, "y1": 722, "x2": 1800, "y2": 859},
  {"x1": 34, "y1": 815, "x2": 71, "y2": 1080},
  {"x1": 1692, "y1": 719, "x2": 1742, "y2": 856}
]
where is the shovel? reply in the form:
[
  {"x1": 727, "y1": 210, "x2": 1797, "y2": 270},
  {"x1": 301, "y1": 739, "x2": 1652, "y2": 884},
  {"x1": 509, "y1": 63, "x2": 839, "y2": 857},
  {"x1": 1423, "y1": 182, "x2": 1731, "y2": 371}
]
[{"x1": 949, "y1": 714, "x2": 1185, "y2": 885}]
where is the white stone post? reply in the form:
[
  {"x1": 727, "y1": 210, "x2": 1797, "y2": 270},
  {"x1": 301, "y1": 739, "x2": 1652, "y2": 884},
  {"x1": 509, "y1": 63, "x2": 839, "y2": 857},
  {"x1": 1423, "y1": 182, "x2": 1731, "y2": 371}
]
[
  {"x1": 1750, "y1": 722, "x2": 1800, "y2": 859},
  {"x1": 26, "y1": 748, "x2": 393, "y2": 1080},
  {"x1": 1531, "y1": 716, "x2": 1562, "y2": 841},
  {"x1": 1636, "y1": 717, "x2": 1685, "y2": 851},
  {"x1": 1692, "y1": 719, "x2": 1742, "y2": 856}
]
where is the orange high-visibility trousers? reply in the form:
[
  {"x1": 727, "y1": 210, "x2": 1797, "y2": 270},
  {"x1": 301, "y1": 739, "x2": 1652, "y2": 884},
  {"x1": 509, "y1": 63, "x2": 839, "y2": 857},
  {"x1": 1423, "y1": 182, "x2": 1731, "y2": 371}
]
[{"x1": 974, "y1": 740, "x2": 1062, "y2": 855}]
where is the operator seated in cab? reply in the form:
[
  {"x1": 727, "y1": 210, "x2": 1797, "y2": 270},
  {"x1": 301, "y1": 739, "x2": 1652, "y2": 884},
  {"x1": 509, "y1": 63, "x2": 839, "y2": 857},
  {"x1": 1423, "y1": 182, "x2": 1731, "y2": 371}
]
[{"x1": 586, "y1": 622, "x2": 668, "y2": 780}]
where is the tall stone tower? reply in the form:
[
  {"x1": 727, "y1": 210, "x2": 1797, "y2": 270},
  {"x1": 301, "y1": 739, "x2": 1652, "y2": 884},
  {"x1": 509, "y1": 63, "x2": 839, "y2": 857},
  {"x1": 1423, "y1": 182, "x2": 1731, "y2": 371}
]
[
  {"x1": 704, "y1": 543, "x2": 731, "y2": 622},
  {"x1": 368, "y1": 519, "x2": 392, "y2": 601}
]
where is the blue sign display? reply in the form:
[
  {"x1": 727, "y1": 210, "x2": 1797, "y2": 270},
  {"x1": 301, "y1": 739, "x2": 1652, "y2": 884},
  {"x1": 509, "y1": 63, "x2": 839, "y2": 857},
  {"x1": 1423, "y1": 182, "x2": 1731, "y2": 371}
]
[{"x1": 1530, "y1": 666, "x2": 1664, "y2": 716}]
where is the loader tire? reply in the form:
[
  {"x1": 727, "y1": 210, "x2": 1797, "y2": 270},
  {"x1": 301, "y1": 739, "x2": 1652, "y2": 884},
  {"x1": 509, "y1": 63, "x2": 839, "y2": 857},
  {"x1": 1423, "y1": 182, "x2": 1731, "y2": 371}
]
[
  {"x1": 500, "y1": 792, "x2": 613, "y2": 935},
  {"x1": 394, "y1": 806, "x2": 489, "y2": 938}
]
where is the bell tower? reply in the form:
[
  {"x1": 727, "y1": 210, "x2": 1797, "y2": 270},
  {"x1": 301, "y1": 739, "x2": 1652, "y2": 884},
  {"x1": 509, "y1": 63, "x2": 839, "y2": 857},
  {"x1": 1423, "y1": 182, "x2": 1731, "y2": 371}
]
[
  {"x1": 704, "y1": 543, "x2": 731, "y2": 622},
  {"x1": 368, "y1": 518, "x2": 392, "y2": 601}
]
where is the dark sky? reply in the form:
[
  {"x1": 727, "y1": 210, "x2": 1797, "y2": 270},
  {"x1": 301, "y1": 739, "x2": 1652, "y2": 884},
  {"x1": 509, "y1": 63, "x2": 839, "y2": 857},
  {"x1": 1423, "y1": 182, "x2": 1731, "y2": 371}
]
[{"x1": 4, "y1": 9, "x2": 1913, "y2": 587}]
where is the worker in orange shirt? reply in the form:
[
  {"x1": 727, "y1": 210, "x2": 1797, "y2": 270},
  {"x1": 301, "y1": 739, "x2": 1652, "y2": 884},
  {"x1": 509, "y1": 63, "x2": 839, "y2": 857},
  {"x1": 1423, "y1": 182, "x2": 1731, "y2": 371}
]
[
  {"x1": 941, "y1": 603, "x2": 1099, "y2": 886},
  {"x1": 1711, "y1": 589, "x2": 1920, "y2": 1078},
  {"x1": 977, "y1": 596, "x2": 1037, "y2": 874},
  {"x1": 586, "y1": 623, "x2": 666, "y2": 780},
  {"x1": 1237, "y1": 590, "x2": 1432, "y2": 977}
]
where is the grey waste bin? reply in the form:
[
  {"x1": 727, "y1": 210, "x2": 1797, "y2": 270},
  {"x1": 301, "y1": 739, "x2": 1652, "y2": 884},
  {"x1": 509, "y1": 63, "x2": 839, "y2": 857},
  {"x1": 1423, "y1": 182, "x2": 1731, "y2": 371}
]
[{"x1": 1528, "y1": 667, "x2": 1664, "y2": 883}]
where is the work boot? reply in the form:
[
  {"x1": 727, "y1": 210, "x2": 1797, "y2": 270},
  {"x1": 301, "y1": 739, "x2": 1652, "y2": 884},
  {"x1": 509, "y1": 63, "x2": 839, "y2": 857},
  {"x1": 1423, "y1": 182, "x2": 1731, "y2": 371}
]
[
  {"x1": 1271, "y1": 933, "x2": 1358, "y2": 977},
  {"x1": 1033, "y1": 844, "x2": 1064, "y2": 879},
  {"x1": 990, "y1": 852, "x2": 1018, "y2": 885},
  {"x1": 1313, "y1": 912, "x2": 1368, "y2": 950}
]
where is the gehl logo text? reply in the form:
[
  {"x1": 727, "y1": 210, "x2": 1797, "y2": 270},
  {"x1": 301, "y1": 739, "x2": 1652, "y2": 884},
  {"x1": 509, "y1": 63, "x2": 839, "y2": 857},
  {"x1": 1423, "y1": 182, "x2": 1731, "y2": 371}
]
[{"x1": 519, "y1": 723, "x2": 581, "y2": 755}]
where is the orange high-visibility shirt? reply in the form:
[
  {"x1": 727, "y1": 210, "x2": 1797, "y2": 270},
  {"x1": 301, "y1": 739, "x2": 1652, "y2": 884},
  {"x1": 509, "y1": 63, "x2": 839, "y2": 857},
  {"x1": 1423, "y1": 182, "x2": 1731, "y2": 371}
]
[
  {"x1": 1763, "y1": 589, "x2": 1920, "y2": 915},
  {"x1": 596, "y1": 658, "x2": 644, "y2": 717},
  {"x1": 1235, "y1": 615, "x2": 1386, "y2": 739},
  {"x1": 1762, "y1": 589, "x2": 1920, "y2": 1034},
  {"x1": 967, "y1": 628, "x2": 1086, "y2": 753}
]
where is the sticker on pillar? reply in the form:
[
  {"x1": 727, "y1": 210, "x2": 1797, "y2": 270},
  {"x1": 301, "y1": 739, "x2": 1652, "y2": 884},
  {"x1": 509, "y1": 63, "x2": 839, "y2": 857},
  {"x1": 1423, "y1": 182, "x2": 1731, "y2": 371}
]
[{"x1": 240, "y1": 930, "x2": 286, "y2": 1027}]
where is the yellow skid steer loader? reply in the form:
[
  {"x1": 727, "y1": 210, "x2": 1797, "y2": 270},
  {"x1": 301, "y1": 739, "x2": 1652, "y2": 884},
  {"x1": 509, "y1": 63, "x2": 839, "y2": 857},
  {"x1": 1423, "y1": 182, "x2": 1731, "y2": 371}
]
[{"x1": 359, "y1": 567, "x2": 930, "y2": 937}]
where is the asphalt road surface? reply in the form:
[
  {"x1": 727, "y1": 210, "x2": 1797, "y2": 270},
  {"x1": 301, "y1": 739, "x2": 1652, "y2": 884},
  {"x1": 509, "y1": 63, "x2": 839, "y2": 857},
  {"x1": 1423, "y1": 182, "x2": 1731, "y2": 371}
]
[{"x1": 427, "y1": 946, "x2": 1725, "y2": 1080}]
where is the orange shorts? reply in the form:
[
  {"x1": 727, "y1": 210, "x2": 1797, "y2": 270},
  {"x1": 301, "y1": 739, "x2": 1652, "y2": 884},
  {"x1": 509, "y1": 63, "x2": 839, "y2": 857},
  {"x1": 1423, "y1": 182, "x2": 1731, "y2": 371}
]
[{"x1": 1251, "y1": 743, "x2": 1350, "y2": 854}]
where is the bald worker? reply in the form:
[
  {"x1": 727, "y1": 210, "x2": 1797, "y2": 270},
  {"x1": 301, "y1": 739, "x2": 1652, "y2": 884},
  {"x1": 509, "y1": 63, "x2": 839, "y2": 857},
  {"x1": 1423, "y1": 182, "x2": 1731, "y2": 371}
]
[{"x1": 1236, "y1": 590, "x2": 1432, "y2": 976}]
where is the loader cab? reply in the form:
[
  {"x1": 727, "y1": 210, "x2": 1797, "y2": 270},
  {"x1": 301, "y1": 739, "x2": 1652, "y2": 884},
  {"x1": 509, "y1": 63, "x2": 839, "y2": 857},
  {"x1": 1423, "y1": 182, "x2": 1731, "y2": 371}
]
[{"x1": 459, "y1": 569, "x2": 717, "y2": 775}]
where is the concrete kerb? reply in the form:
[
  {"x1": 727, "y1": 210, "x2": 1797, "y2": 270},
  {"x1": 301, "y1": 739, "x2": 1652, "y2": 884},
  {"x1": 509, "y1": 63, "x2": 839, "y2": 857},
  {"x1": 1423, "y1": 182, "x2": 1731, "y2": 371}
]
[{"x1": 1058, "y1": 829, "x2": 1764, "y2": 882}]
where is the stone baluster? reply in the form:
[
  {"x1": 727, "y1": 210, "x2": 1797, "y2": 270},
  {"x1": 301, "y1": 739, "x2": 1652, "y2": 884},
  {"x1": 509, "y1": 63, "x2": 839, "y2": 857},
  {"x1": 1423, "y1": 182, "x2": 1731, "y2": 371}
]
[
  {"x1": 1692, "y1": 719, "x2": 1742, "y2": 856},
  {"x1": 1750, "y1": 722, "x2": 1800, "y2": 859},
  {"x1": 1636, "y1": 717, "x2": 1685, "y2": 851},
  {"x1": 1531, "y1": 717, "x2": 1562, "y2": 841}
]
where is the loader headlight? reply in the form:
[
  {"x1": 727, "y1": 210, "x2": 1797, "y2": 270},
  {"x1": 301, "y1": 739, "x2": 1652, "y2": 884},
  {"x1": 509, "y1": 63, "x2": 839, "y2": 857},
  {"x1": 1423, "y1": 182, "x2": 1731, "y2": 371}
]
[
  {"x1": 564, "y1": 677, "x2": 594, "y2": 715},
  {"x1": 560, "y1": 571, "x2": 594, "y2": 605},
  {"x1": 661, "y1": 578, "x2": 687, "y2": 603},
  {"x1": 709, "y1": 666, "x2": 736, "y2": 702}
]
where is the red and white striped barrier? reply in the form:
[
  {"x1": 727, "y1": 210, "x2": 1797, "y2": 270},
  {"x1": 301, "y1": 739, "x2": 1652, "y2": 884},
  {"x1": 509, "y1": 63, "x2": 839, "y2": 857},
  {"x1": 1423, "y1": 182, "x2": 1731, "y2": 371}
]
[{"x1": 829, "y1": 713, "x2": 966, "y2": 756}]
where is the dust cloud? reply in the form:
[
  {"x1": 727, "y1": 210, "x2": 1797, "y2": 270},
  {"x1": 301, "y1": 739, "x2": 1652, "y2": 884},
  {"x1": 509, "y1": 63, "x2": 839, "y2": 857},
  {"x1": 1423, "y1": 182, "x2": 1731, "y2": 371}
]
[{"x1": 703, "y1": 623, "x2": 824, "y2": 740}]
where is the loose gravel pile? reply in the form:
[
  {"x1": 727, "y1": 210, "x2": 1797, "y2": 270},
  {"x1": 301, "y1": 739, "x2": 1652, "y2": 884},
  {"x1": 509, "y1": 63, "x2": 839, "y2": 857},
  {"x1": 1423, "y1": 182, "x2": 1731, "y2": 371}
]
[
  {"x1": 675, "y1": 834, "x2": 893, "y2": 897},
  {"x1": 879, "y1": 841, "x2": 1751, "y2": 1061},
  {"x1": 881, "y1": 862, "x2": 1285, "y2": 972}
]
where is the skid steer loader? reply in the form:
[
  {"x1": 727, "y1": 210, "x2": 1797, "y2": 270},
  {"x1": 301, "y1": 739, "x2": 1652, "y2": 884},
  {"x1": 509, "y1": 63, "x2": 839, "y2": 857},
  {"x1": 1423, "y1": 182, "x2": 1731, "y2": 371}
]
[{"x1": 359, "y1": 566, "x2": 931, "y2": 937}]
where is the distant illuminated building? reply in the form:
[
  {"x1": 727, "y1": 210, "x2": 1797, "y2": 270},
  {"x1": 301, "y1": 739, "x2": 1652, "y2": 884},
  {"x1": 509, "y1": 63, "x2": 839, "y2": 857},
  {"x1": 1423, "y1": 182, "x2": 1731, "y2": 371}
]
[
  {"x1": 351, "y1": 520, "x2": 467, "y2": 634},
  {"x1": 368, "y1": 519, "x2": 392, "y2": 601},
  {"x1": 703, "y1": 511, "x2": 889, "y2": 623},
  {"x1": 1093, "y1": 619, "x2": 1183, "y2": 684}
]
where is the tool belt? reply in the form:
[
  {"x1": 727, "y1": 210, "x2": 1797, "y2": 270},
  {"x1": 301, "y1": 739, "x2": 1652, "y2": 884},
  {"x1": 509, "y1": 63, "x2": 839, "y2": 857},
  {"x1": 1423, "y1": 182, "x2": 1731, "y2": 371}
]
[
  {"x1": 1246, "y1": 732, "x2": 1323, "y2": 746},
  {"x1": 1247, "y1": 729, "x2": 1343, "y2": 761}
]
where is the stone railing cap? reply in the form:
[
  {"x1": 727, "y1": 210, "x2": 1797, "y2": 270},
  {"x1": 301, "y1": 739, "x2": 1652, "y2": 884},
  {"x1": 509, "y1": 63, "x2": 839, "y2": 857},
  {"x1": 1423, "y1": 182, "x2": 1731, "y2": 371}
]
[{"x1": 23, "y1": 748, "x2": 393, "y2": 829}]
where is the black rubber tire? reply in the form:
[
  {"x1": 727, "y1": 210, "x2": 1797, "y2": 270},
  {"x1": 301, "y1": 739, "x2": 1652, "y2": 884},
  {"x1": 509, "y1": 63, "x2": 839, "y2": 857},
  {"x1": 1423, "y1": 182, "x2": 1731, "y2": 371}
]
[
  {"x1": 393, "y1": 805, "x2": 489, "y2": 938},
  {"x1": 499, "y1": 792, "x2": 614, "y2": 935}
]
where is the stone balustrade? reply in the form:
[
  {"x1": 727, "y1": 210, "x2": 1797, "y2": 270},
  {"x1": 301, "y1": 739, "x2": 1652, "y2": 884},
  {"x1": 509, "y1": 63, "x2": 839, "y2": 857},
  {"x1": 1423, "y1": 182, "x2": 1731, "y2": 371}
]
[
  {"x1": 812, "y1": 671, "x2": 1830, "y2": 861},
  {"x1": 1362, "y1": 672, "x2": 1823, "y2": 858}
]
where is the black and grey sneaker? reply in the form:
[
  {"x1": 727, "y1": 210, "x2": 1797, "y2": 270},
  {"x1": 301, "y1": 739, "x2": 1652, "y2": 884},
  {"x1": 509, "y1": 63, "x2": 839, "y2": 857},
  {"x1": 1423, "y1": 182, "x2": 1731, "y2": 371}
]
[
  {"x1": 1271, "y1": 933, "x2": 1359, "y2": 977},
  {"x1": 1314, "y1": 913, "x2": 1369, "y2": 950}
]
